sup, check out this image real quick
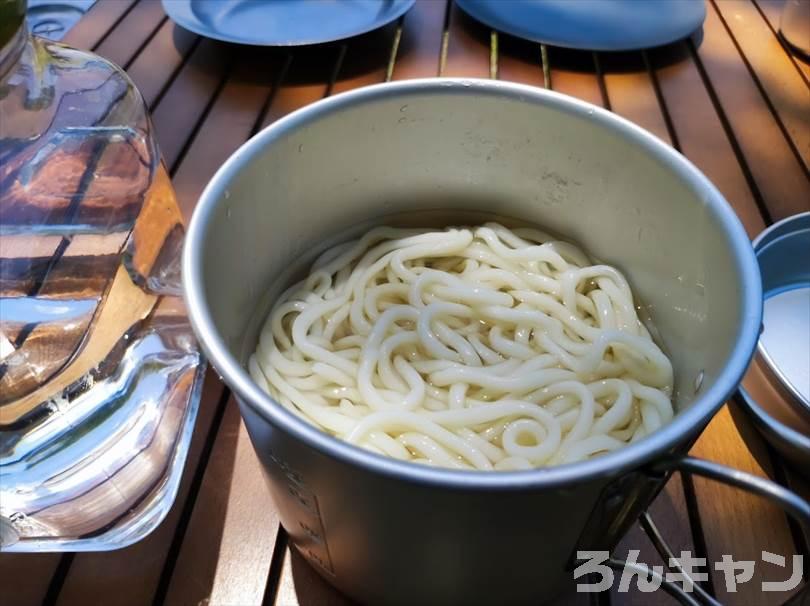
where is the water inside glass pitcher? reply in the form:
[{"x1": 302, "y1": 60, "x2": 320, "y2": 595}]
[{"x1": 0, "y1": 2, "x2": 203, "y2": 550}]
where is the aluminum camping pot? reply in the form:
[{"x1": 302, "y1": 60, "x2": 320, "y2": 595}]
[{"x1": 183, "y1": 79, "x2": 807, "y2": 606}]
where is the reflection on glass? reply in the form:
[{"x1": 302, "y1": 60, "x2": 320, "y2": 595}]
[{"x1": 0, "y1": 5, "x2": 203, "y2": 551}]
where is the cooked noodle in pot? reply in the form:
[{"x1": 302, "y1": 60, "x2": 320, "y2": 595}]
[{"x1": 249, "y1": 223, "x2": 674, "y2": 471}]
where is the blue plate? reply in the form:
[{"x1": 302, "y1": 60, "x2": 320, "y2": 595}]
[
  {"x1": 162, "y1": 0, "x2": 415, "y2": 46},
  {"x1": 456, "y1": 0, "x2": 706, "y2": 51}
]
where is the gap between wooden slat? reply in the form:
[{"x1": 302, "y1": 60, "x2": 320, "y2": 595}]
[
  {"x1": 252, "y1": 53, "x2": 293, "y2": 134},
  {"x1": 645, "y1": 41, "x2": 767, "y2": 236},
  {"x1": 123, "y1": 19, "x2": 168, "y2": 71},
  {"x1": 752, "y1": 0, "x2": 810, "y2": 84},
  {"x1": 128, "y1": 22, "x2": 201, "y2": 110},
  {"x1": 765, "y1": 443, "x2": 810, "y2": 578},
  {"x1": 642, "y1": 50, "x2": 681, "y2": 150},
  {"x1": 685, "y1": 38, "x2": 774, "y2": 227},
  {"x1": 600, "y1": 52, "x2": 671, "y2": 144},
  {"x1": 166, "y1": 65, "x2": 233, "y2": 181},
  {"x1": 149, "y1": 385, "x2": 232, "y2": 605},
  {"x1": 709, "y1": 0, "x2": 810, "y2": 176},
  {"x1": 149, "y1": 38, "x2": 231, "y2": 170},
  {"x1": 51, "y1": 371, "x2": 226, "y2": 606},
  {"x1": 649, "y1": 42, "x2": 766, "y2": 238},
  {"x1": 543, "y1": 46, "x2": 601, "y2": 105},
  {"x1": 325, "y1": 44, "x2": 349, "y2": 98},
  {"x1": 40, "y1": 554, "x2": 75, "y2": 606},
  {"x1": 262, "y1": 528, "x2": 290, "y2": 606},
  {"x1": 93, "y1": 0, "x2": 167, "y2": 70},
  {"x1": 61, "y1": 0, "x2": 139, "y2": 51}
]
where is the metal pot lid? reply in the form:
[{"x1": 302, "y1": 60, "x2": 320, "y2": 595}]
[{"x1": 752, "y1": 212, "x2": 810, "y2": 419}]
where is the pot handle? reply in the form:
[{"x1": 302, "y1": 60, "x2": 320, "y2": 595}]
[
  {"x1": 648, "y1": 454, "x2": 810, "y2": 528},
  {"x1": 637, "y1": 418, "x2": 810, "y2": 606}
]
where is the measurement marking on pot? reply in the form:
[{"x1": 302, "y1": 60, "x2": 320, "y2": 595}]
[
  {"x1": 299, "y1": 521, "x2": 323, "y2": 544},
  {"x1": 267, "y1": 447, "x2": 335, "y2": 575}
]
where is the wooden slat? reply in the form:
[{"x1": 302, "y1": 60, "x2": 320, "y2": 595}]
[
  {"x1": 260, "y1": 48, "x2": 337, "y2": 130},
  {"x1": 690, "y1": 407, "x2": 802, "y2": 605},
  {"x1": 600, "y1": 52, "x2": 671, "y2": 144},
  {"x1": 497, "y1": 33, "x2": 544, "y2": 87},
  {"x1": 547, "y1": 48, "x2": 603, "y2": 108},
  {"x1": 754, "y1": 0, "x2": 810, "y2": 81},
  {"x1": 650, "y1": 43, "x2": 766, "y2": 237},
  {"x1": 332, "y1": 24, "x2": 398, "y2": 93},
  {"x1": 442, "y1": 1, "x2": 490, "y2": 77},
  {"x1": 126, "y1": 20, "x2": 198, "y2": 109},
  {"x1": 149, "y1": 38, "x2": 230, "y2": 171},
  {"x1": 61, "y1": 0, "x2": 137, "y2": 50},
  {"x1": 52, "y1": 370, "x2": 226, "y2": 606},
  {"x1": 163, "y1": 400, "x2": 281, "y2": 606},
  {"x1": 695, "y1": 3, "x2": 810, "y2": 221},
  {"x1": 92, "y1": 0, "x2": 165, "y2": 69},
  {"x1": 0, "y1": 553, "x2": 63, "y2": 606},
  {"x1": 169, "y1": 53, "x2": 278, "y2": 221},
  {"x1": 711, "y1": 0, "x2": 810, "y2": 171},
  {"x1": 390, "y1": 0, "x2": 447, "y2": 80}
]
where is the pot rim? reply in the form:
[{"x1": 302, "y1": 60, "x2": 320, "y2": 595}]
[{"x1": 182, "y1": 78, "x2": 763, "y2": 490}]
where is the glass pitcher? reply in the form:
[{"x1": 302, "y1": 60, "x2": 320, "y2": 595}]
[{"x1": 0, "y1": 0, "x2": 204, "y2": 551}]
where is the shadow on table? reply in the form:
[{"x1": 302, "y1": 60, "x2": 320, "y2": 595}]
[{"x1": 197, "y1": 20, "x2": 402, "y2": 88}]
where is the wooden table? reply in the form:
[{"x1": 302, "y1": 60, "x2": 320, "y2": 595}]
[{"x1": 2, "y1": 1, "x2": 808, "y2": 604}]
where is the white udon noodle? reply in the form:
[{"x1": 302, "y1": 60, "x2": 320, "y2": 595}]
[{"x1": 249, "y1": 223, "x2": 674, "y2": 471}]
